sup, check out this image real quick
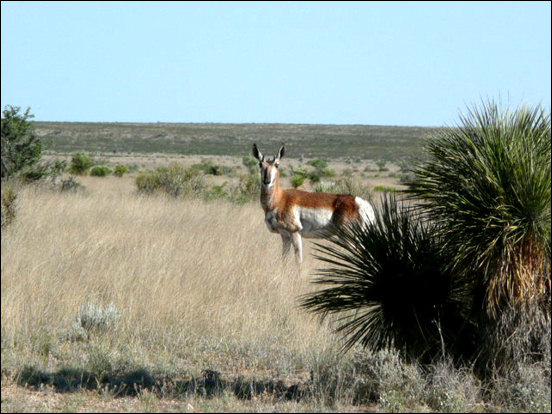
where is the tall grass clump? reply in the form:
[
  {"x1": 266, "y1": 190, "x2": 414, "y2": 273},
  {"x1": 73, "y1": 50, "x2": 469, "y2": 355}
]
[
  {"x1": 300, "y1": 194, "x2": 474, "y2": 363},
  {"x1": 407, "y1": 101, "x2": 551, "y2": 373},
  {"x1": 113, "y1": 164, "x2": 129, "y2": 177}
]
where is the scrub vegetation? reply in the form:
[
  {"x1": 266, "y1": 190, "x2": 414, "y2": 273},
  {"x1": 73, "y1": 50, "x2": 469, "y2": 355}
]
[{"x1": 1, "y1": 102, "x2": 550, "y2": 412}]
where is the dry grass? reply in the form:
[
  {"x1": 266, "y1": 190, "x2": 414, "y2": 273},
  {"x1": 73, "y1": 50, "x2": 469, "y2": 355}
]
[
  {"x1": 2, "y1": 177, "x2": 549, "y2": 413},
  {"x1": 1, "y1": 177, "x2": 362, "y2": 411},
  {"x1": 1, "y1": 177, "x2": 339, "y2": 373}
]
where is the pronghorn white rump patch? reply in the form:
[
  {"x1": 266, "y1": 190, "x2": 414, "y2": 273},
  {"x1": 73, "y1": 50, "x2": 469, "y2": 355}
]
[
  {"x1": 355, "y1": 197, "x2": 376, "y2": 226},
  {"x1": 294, "y1": 206, "x2": 334, "y2": 238}
]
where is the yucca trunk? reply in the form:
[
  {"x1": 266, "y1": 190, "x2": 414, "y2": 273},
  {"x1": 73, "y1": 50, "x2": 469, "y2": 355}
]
[{"x1": 487, "y1": 239, "x2": 550, "y2": 317}]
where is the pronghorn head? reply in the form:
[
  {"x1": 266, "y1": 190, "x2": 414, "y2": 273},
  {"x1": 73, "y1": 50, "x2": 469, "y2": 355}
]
[{"x1": 252, "y1": 143, "x2": 285, "y2": 188}]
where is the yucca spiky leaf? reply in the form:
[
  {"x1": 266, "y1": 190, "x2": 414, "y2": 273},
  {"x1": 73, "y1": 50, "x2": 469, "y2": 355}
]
[
  {"x1": 300, "y1": 194, "x2": 473, "y2": 362},
  {"x1": 408, "y1": 101, "x2": 551, "y2": 316}
]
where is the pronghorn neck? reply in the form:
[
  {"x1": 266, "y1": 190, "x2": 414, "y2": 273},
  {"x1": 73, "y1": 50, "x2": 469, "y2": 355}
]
[{"x1": 260, "y1": 172, "x2": 283, "y2": 212}]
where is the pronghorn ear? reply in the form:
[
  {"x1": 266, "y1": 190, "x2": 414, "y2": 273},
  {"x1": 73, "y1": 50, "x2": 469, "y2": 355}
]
[
  {"x1": 252, "y1": 144, "x2": 263, "y2": 161},
  {"x1": 277, "y1": 144, "x2": 285, "y2": 160}
]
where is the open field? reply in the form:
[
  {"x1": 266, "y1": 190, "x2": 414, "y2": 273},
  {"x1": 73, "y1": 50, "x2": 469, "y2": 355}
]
[{"x1": 2, "y1": 175, "x2": 550, "y2": 412}]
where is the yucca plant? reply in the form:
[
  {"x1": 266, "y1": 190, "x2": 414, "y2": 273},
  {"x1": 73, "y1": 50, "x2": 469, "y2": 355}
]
[
  {"x1": 407, "y1": 101, "x2": 551, "y2": 318},
  {"x1": 300, "y1": 194, "x2": 475, "y2": 363}
]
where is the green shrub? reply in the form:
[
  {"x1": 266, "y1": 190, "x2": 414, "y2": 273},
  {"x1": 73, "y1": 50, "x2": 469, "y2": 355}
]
[
  {"x1": 19, "y1": 159, "x2": 67, "y2": 183},
  {"x1": 376, "y1": 160, "x2": 388, "y2": 172},
  {"x1": 290, "y1": 174, "x2": 306, "y2": 188},
  {"x1": 0, "y1": 106, "x2": 63, "y2": 182},
  {"x1": 308, "y1": 167, "x2": 336, "y2": 184},
  {"x1": 69, "y1": 152, "x2": 94, "y2": 175},
  {"x1": 242, "y1": 155, "x2": 258, "y2": 172},
  {"x1": 231, "y1": 171, "x2": 261, "y2": 203},
  {"x1": 192, "y1": 158, "x2": 233, "y2": 176},
  {"x1": 1, "y1": 105, "x2": 42, "y2": 180},
  {"x1": 313, "y1": 181, "x2": 342, "y2": 194},
  {"x1": 308, "y1": 158, "x2": 328, "y2": 169},
  {"x1": 113, "y1": 164, "x2": 129, "y2": 177},
  {"x1": 136, "y1": 163, "x2": 205, "y2": 198},
  {"x1": 203, "y1": 183, "x2": 229, "y2": 201},
  {"x1": 303, "y1": 159, "x2": 336, "y2": 184},
  {"x1": 89, "y1": 165, "x2": 112, "y2": 177},
  {"x1": 135, "y1": 170, "x2": 161, "y2": 194}
]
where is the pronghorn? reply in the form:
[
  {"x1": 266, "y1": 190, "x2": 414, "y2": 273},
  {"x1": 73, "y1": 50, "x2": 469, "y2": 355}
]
[{"x1": 252, "y1": 143, "x2": 375, "y2": 263}]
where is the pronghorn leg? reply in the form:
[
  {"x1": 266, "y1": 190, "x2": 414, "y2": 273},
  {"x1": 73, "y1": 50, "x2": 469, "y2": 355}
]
[
  {"x1": 291, "y1": 231, "x2": 303, "y2": 263},
  {"x1": 281, "y1": 232, "x2": 292, "y2": 259}
]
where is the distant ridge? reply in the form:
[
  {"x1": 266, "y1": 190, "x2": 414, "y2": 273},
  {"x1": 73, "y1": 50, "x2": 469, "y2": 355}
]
[{"x1": 34, "y1": 121, "x2": 441, "y2": 160}]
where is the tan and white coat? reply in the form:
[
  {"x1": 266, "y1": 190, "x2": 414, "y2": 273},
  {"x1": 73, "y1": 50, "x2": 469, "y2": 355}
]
[{"x1": 253, "y1": 144, "x2": 375, "y2": 263}]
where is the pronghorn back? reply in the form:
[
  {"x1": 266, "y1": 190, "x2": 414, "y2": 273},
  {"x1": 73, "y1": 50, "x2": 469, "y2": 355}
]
[{"x1": 268, "y1": 188, "x2": 374, "y2": 238}]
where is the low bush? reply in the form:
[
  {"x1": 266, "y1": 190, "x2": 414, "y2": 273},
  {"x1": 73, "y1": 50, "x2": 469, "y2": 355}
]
[
  {"x1": 89, "y1": 165, "x2": 112, "y2": 177},
  {"x1": 313, "y1": 181, "x2": 342, "y2": 194},
  {"x1": 375, "y1": 160, "x2": 388, "y2": 172},
  {"x1": 192, "y1": 159, "x2": 233, "y2": 176},
  {"x1": 242, "y1": 155, "x2": 257, "y2": 172},
  {"x1": 308, "y1": 159, "x2": 328, "y2": 169},
  {"x1": 231, "y1": 171, "x2": 260, "y2": 203},
  {"x1": 422, "y1": 360, "x2": 482, "y2": 412},
  {"x1": 291, "y1": 174, "x2": 307, "y2": 188},
  {"x1": 489, "y1": 361, "x2": 551, "y2": 412},
  {"x1": 136, "y1": 163, "x2": 206, "y2": 198},
  {"x1": 69, "y1": 152, "x2": 94, "y2": 175},
  {"x1": 113, "y1": 164, "x2": 129, "y2": 177},
  {"x1": 203, "y1": 183, "x2": 230, "y2": 201}
]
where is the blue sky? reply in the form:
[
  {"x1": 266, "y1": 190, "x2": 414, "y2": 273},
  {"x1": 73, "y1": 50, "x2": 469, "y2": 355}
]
[{"x1": 1, "y1": 1, "x2": 550, "y2": 126}]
